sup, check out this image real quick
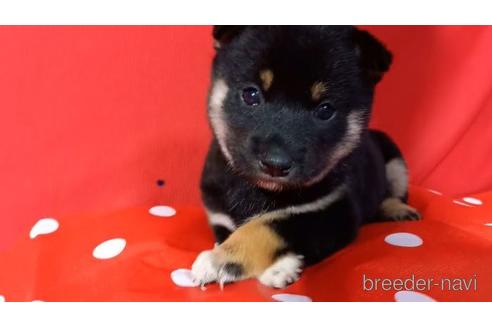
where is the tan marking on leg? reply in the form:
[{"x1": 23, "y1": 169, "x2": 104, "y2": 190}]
[
  {"x1": 259, "y1": 69, "x2": 274, "y2": 91},
  {"x1": 310, "y1": 81, "x2": 327, "y2": 101},
  {"x1": 216, "y1": 219, "x2": 285, "y2": 278}
]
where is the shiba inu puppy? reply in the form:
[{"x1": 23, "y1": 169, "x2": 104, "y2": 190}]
[{"x1": 192, "y1": 26, "x2": 420, "y2": 288}]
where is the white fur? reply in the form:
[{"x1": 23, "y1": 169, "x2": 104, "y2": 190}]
[
  {"x1": 259, "y1": 254, "x2": 303, "y2": 288},
  {"x1": 283, "y1": 184, "x2": 345, "y2": 215},
  {"x1": 191, "y1": 249, "x2": 219, "y2": 285},
  {"x1": 386, "y1": 158, "x2": 408, "y2": 199},
  {"x1": 206, "y1": 209, "x2": 236, "y2": 232},
  {"x1": 191, "y1": 248, "x2": 242, "y2": 288},
  {"x1": 209, "y1": 78, "x2": 233, "y2": 164},
  {"x1": 249, "y1": 183, "x2": 346, "y2": 222},
  {"x1": 307, "y1": 111, "x2": 365, "y2": 186}
]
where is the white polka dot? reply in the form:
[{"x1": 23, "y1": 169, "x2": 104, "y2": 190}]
[
  {"x1": 462, "y1": 197, "x2": 482, "y2": 205},
  {"x1": 384, "y1": 232, "x2": 423, "y2": 247},
  {"x1": 149, "y1": 205, "x2": 176, "y2": 217},
  {"x1": 170, "y1": 269, "x2": 200, "y2": 287},
  {"x1": 272, "y1": 293, "x2": 312, "y2": 302},
  {"x1": 0, "y1": 295, "x2": 5, "y2": 302},
  {"x1": 452, "y1": 200, "x2": 473, "y2": 207},
  {"x1": 30, "y1": 218, "x2": 59, "y2": 239},
  {"x1": 484, "y1": 223, "x2": 492, "y2": 227},
  {"x1": 394, "y1": 291, "x2": 436, "y2": 302},
  {"x1": 92, "y1": 238, "x2": 126, "y2": 260},
  {"x1": 428, "y1": 189, "x2": 442, "y2": 195}
]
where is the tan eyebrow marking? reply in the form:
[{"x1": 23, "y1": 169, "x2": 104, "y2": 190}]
[
  {"x1": 259, "y1": 69, "x2": 274, "y2": 91},
  {"x1": 310, "y1": 81, "x2": 327, "y2": 101}
]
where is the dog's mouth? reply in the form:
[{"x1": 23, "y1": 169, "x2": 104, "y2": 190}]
[
  {"x1": 255, "y1": 178, "x2": 287, "y2": 192},
  {"x1": 253, "y1": 173, "x2": 301, "y2": 192},
  {"x1": 250, "y1": 163, "x2": 332, "y2": 191}
]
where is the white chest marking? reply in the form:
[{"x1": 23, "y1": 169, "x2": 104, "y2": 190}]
[
  {"x1": 206, "y1": 209, "x2": 237, "y2": 232},
  {"x1": 209, "y1": 78, "x2": 233, "y2": 164},
  {"x1": 249, "y1": 184, "x2": 346, "y2": 223}
]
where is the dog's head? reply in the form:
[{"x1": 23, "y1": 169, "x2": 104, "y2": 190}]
[{"x1": 208, "y1": 26, "x2": 392, "y2": 191}]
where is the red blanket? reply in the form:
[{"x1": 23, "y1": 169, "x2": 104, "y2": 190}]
[{"x1": 0, "y1": 26, "x2": 491, "y2": 301}]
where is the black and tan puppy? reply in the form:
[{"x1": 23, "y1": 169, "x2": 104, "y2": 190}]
[{"x1": 191, "y1": 26, "x2": 420, "y2": 289}]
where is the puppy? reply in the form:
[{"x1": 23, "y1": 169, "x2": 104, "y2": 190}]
[{"x1": 192, "y1": 26, "x2": 420, "y2": 289}]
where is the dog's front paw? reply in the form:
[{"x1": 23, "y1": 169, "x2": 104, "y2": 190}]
[
  {"x1": 191, "y1": 249, "x2": 245, "y2": 288},
  {"x1": 192, "y1": 219, "x2": 290, "y2": 288},
  {"x1": 380, "y1": 197, "x2": 421, "y2": 221},
  {"x1": 191, "y1": 249, "x2": 220, "y2": 286},
  {"x1": 258, "y1": 254, "x2": 303, "y2": 289}
]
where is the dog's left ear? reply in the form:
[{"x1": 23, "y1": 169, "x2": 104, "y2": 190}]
[
  {"x1": 352, "y1": 28, "x2": 393, "y2": 85},
  {"x1": 212, "y1": 25, "x2": 246, "y2": 49}
]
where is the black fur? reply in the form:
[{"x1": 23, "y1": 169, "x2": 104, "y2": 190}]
[{"x1": 201, "y1": 26, "x2": 412, "y2": 265}]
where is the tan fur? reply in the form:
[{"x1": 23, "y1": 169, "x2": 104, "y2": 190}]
[
  {"x1": 307, "y1": 111, "x2": 365, "y2": 186},
  {"x1": 209, "y1": 79, "x2": 233, "y2": 164},
  {"x1": 310, "y1": 81, "x2": 327, "y2": 101},
  {"x1": 381, "y1": 197, "x2": 419, "y2": 218},
  {"x1": 259, "y1": 69, "x2": 274, "y2": 91},
  {"x1": 216, "y1": 219, "x2": 285, "y2": 278}
]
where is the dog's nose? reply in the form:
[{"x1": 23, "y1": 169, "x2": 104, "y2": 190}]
[{"x1": 259, "y1": 153, "x2": 292, "y2": 178}]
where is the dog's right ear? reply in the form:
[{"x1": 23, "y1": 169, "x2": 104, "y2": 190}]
[
  {"x1": 213, "y1": 25, "x2": 246, "y2": 49},
  {"x1": 351, "y1": 28, "x2": 392, "y2": 85}
]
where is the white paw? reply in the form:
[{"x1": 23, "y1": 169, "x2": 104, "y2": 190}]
[
  {"x1": 191, "y1": 250, "x2": 219, "y2": 286},
  {"x1": 258, "y1": 254, "x2": 303, "y2": 288}
]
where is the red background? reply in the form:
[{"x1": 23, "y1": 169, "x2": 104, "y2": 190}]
[{"x1": 1, "y1": 26, "x2": 491, "y2": 251}]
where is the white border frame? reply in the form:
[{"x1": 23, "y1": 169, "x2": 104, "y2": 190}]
[
  {"x1": 0, "y1": 0, "x2": 491, "y2": 24},
  {"x1": 0, "y1": 302, "x2": 487, "y2": 327}
]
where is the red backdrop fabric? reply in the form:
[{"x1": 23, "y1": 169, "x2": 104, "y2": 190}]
[{"x1": 0, "y1": 26, "x2": 491, "y2": 301}]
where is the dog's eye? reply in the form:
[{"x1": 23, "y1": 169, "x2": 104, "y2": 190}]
[
  {"x1": 315, "y1": 102, "x2": 337, "y2": 121},
  {"x1": 241, "y1": 87, "x2": 262, "y2": 106}
]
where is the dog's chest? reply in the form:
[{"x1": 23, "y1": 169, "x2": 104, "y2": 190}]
[
  {"x1": 222, "y1": 178, "x2": 335, "y2": 225},
  {"x1": 224, "y1": 182, "x2": 277, "y2": 224}
]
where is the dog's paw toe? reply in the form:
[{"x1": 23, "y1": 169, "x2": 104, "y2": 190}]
[
  {"x1": 404, "y1": 209, "x2": 422, "y2": 221},
  {"x1": 391, "y1": 206, "x2": 421, "y2": 221},
  {"x1": 217, "y1": 262, "x2": 245, "y2": 288},
  {"x1": 192, "y1": 249, "x2": 246, "y2": 288},
  {"x1": 258, "y1": 254, "x2": 303, "y2": 289},
  {"x1": 381, "y1": 198, "x2": 422, "y2": 222},
  {"x1": 191, "y1": 250, "x2": 220, "y2": 286}
]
